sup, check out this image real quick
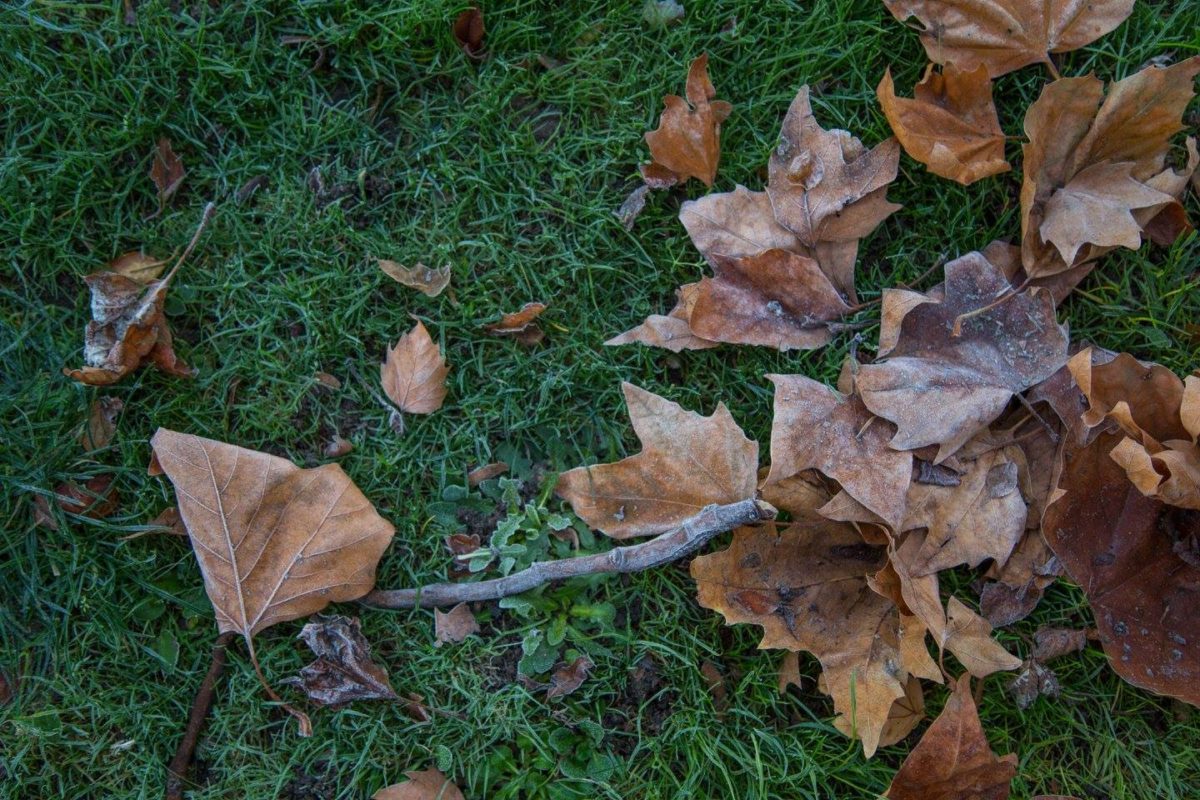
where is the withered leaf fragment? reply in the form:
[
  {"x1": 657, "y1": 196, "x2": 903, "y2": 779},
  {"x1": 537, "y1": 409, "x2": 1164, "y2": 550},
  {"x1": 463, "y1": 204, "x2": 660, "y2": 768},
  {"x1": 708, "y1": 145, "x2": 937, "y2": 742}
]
[
  {"x1": 451, "y1": 8, "x2": 484, "y2": 59},
  {"x1": 378, "y1": 260, "x2": 452, "y2": 298},
  {"x1": 484, "y1": 302, "x2": 547, "y2": 345},
  {"x1": 80, "y1": 396, "x2": 124, "y2": 451},
  {"x1": 375, "y1": 768, "x2": 465, "y2": 800},
  {"x1": 766, "y1": 87, "x2": 901, "y2": 247},
  {"x1": 150, "y1": 429, "x2": 396, "y2": 734},
  {"x1": 150, "y1": 137, "x2": 185, "y2": 214},
  {"x1": 546, "y1": 656, "x2": 593, "y2": 700},
  {"x1": 109, "y1": 251, "x2": 169, "y2": 284},
  {"x1": 688, "y1": 249, "x2": 852, "y2": 351},
  {"x1": 52, "y1": 474, "x2": 120, "y2": 521},
  {"x1": 882, "y1": 0, "x2": 1134, "y2": 78},
  {"x1": 644, "y1": 54, "x2": 732, "y2": 186},
  {"x1": 381, "y1": 320, "x2": 449, "y2": 415},
  {"x1": 605, "y1": 283, "x2": 718, "y2": 352},
  {"x1": 878, "y1": 64, "x2": 1009, "y2": 185},
  {"x1": 557, "y1": 383, "x2": 757, "y2": 539},
  {"x1": 857, "y1": 249, "x2": 1068, "y2": 461},
  {"x1": 943, "y1": 597, "x2": 1022, "y2": 678},
  {"x1": 885, "y1": 674, "x2": 1018, "y2": 799},
  {"x1": 283, "y1": 616, "x2": 398, "y2": 707},
  {"x1": 434, "y1": 603, "x2": 479, "y2": 646}
]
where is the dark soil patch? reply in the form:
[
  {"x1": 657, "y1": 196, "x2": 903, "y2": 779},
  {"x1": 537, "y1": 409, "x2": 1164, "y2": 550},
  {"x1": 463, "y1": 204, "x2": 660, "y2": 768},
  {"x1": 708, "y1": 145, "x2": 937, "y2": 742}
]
[{"x1": 601, "y1": 654, "x2": 676, "y2": 758}]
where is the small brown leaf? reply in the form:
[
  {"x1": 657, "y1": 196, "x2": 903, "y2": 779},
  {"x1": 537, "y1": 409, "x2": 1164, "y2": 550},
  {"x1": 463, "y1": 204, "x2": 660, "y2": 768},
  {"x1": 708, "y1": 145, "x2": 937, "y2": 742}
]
[
  {"x1": 484, "y1": 302, "x2": 547, "y2": 345},
  {"x1": 80, "y1": 396, "x2": 124, "y2": 451},
  {"x1": 434, "y1": 603, "x2": 479, "y2": 646},
  {"x1": 381, "y1": 320, "x2": 449, "y2": 415},
  {"x1": 885, "y1": 674, "x2": 1018, "y2": 800},
  {"x1": 149, "y1": 505, "x2": 188, "y2": 536},
  {"x1": 605, "y1": 283, "x2": 719, "y2": 352},
  {"x1": 108, "y1": 251, "x2": 170, "y2": 284},
  {"x1": 546, "y1": 656, "x2": 593, "y2": 700},
  {"x1": 54, "y1": 474, "x2": 120, "y2": 520},
  {"x1": 467, "y1": 462, "x2": 509, "y2": 487},
  {"x1": 378, "y1": 260, "x2": 452, "y2": 298},
  {"x1": 615, "y1": 184, "x2": 651, "y2": 230},
  {"x1": 451, "y1": 8, "x2": 484, "y2": 59},
  {"x1": 314, "y1": 371, "x2": 342, "y2": 390},
  {"x1": 700, "y1": 661, "x2": 728, "y2": 712},
  {"x1": 777, "y1": 651, "x2": 803, "y2": 694},
  {"x1": 878, "y1": 64, "x2": 1009, "y2": 185},
  {"x1": 1007, "y1": 659, "x2": 1061, "y2": 710},
  {"x1": 402, "y1": 692, "x2": 433, "y2": 723},
  {"x1": 150, "y1": 137, "x2": 185, "y2": 212},
  {"x1": 375, "y1": 768, "x2": 465, "y2": 800},
  {"x1": 323, "y1": 434, "x2": 353, "y2": 458},
  {"x1": 943, "y1": 597, "x2": 1022, "y2": 679},
  {"x1": 283, "y1": 615, "x2": 398, "y2": 707},
  {"x1": 644, "y1": 54, "x2": 732, "y2": 187},
  {"x1": 1031, "y1": 626, "x2": 1088, "y2": 662}
]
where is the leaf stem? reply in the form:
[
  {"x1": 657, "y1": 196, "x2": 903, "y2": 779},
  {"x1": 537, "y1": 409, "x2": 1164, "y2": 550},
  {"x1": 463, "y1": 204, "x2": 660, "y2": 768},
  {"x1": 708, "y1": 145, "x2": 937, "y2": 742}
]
[
  {"x1": 162, "y1": 202, "x2": 217, "y2": 286},
  {"x1": 950, "y1": 276, "x2": 1032, "y2": 337},
  {"x1": 165, "y1": 631, "x2": 235, "y2": 800}
]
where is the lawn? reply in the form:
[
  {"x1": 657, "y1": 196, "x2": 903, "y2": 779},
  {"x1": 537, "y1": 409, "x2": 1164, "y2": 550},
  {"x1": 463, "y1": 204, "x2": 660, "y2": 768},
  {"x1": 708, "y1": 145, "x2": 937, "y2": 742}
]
[{"x1": 2, "y1": 0, "x2": 1200, "y2": 798}]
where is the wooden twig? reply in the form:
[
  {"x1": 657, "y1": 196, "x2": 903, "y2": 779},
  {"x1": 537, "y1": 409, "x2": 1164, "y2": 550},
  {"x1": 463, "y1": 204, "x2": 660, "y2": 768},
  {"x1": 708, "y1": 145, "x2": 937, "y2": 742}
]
[
  {"x1": 363, "y1": 499, "x2": 776, "y2": 609},
  {"x1": 165, "y1": 631, "x2": 236, "y2": 800}
]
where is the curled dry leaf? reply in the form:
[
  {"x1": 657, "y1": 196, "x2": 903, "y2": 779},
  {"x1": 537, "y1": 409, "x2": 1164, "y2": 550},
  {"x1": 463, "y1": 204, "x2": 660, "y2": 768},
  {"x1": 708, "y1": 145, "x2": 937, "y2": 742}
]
[
  {"x1": 378, "y1": 260, "x2": 452, "y2": 298},
  {"x1": 979, "y1": 528, "x2": 1061, "y2": 627},
  {"x1": 614, "y1": 183, "x2": 651, "y2": 230},
  {"x1": 150, "y1": 137, "x2": 186, "y2": 212},
  {"x1": 766, "y1": 87, "x2": 901, "y2": 247},
  {"x1": 1031, "y1": 626, "x2": 1089, "y2": 662},
  {"x1": 1021, "y1": 59, "x2": 1200, "y2": 280},
  {"x1": 546, "y1": 656, "x2": 594, "y2": 700},
  {"x1": 484, "y1": 302, "x2": 547, "y2": 345},
  {"x1": 381, "y1": 320, "x2": 449, "y2": 415},
  {"x1": 51, "y1": 474, "x2": 120, "y2": 521},
  {"x1": 467, "y1": 462, "x2": 509, "y2": 487},
  {"x1": 149, "y1": 505, "x2": 188, "y2": 536},
  {"x1": 282, "y1": 615, "x2": 398, "y2": 707},
  {"x1": 451, "y1": 7, "x2": 484, "y2": 59},
  {"x1": 644, "y1": 53, "x2": 732, "y2": 187},
  {"x1": 323, "y1": 434, "x2": 353, "y2": 458},
  {"x1": 109, "y1": 251, "x2": 169, "y2": 284},
  {"x1": 80, "y1": 396, "x2": 124, "y2": 451},
  {"x1": 374, "y1": 768, "x2": 465, "y2": 800},
  {"x1": 433, "y1": 603, "x2": 479, "y2": 646},
  {"x1": 605, "y1": 282, "x2": 718, "y2": 352},
  {"x1": 882, "y1": 0, "x2": 1134, "y2": 77},
  {"x1": 557, "y1": 383, "x2": 757, "y2": 539},
  {"x1": 877, "y1": 64, "x2": 1009, "y2": 185},
  {"x1": 885, "y1": 674, "x2": 1017, "y2": 800},
  {"x1": 150, "y1": 428, "x2": 396, "y2": 734},
  {"x1": 857, "y1": 249, "x2": 1068, "y2": 461},
  {"x1": 1007, "y1": 658, "x2": 1061, "y2": 710}
]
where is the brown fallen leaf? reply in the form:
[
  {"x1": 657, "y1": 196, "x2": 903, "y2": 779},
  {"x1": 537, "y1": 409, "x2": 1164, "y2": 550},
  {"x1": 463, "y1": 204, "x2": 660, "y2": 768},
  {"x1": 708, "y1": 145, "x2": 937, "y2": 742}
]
[
  {"x1": 546, "y1": 656, "x2": 594, "y2": 700},
  {"x1": 1007, "y1": 658, "x2": 1061, "y2": 710},
  {"x1": 108, "y1": 250, "x2": 169, "y2": 284},
  {"x1": 149, "y1": 505, "x2": 188, "y2": 536},
  {"x1": 375, "y1": 768, "x2": 465, "y2": 800},
  {"x1": 51, "y1": 474, "x2": 120, "y2": 521},
  {"x1": 484, "y1": 302, "x2": 547, "y2": 345},
  {"x1": 942, "y1": 597, "x2": 1022, "y2": 679},
  {"x1": 401, "y1": 692, "x2": 433, "y2": 723},
  {"x1": 605, "y1": 283, "x2": 719, "y2": 352},
  {"x1": 150, "y1": 137, "x2": 186, "y2": 215},
  {"x1": 700, "y1": 661, "x2": 728, "y2": 713},
  {"x1": 766, "y1": 373, "x2": 912, "y2": 530},
  {"x1": 451, "y1": 8, "x2": 484, "y2": 59},
  {"x1": 687, "y1": 249, "x2": 853, "y2": 351},
  {"x1": 644, "y1": 54, "x2": 732, "y2": 187},
  {"x1": 314, "y1": 371, "x2": 342, "y2": 391},
  {"x1": 777, "y1": 651, "x2": 803, "y2": 694},
  {"x1": 378, "y1": 260, "x2": 452, "y2": 298},
  {"x1": 80, "y1": 396, "x2": 124, "y2": 451},
  {"x1": 766, "y1": 86, "x2": 901, "y2": 247},
  {"x1": 323, "y1": 434, "x2": 353, "y2": 458},
  {"x1": 433, "y1": 603, "x2": 479, "y2": 646},
  {"x1": 883, "y1": 0, "x2": 1134, "y2": 77},
  {"x1": 877, "y1": 64, "x2": 1009, "y2": 185},
  {"x1": 979, "y1": 528, "x2": 1061, "y2": 628},
  {"x1": 614, "y1": 184, "x2": 651, "y2": 230},
  {"x1": 557, "y1": 383, "x2": 757, "y2": 539},
  {"x1": 150, "y1": 428, "x2": 396, "y2": 735},
  {"x1": 1031, "y1": 626, "x2": 1088, "y2": 662},
  {"x1": 857, "y1": 248, "x2": 1068, "y2": 461},
  {"x1": 1021, "y1": 59, "x2": 1200, "y2": 279},
  {"x1": 283, "y1": 615, "x2": 398, "y2": 707},
  {"x1": 381, "y1": 320, "x2": 449, "y2": 415},
  {"x1": 885, "y1": 674, "x2": 1017, "y2": 799},
  {"x1": 467, "y1": 462, "x2": 509, "y2": 486},
  {"x1": 827, "y1": 673, "x2": 926, "y2": 750}
]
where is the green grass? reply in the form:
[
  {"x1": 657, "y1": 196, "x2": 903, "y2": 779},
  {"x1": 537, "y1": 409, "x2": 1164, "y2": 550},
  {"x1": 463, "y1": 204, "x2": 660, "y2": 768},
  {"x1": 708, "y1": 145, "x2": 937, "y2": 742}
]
[{"x1": 2, "y1": 1, "x2": 1200, "y2": 798}]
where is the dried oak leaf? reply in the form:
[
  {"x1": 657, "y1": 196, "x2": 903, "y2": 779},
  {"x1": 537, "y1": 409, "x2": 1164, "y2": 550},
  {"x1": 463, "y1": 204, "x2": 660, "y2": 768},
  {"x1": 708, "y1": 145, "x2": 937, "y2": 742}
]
[
  {"x1": 484, "y1": 302, "x2": 547, "y2": 345},
  {"x1": 557, "y1": 383, "x2": 757, "y2": 539},
  {"x1": 605, "y1": 282, "x2": 719, "y2": 352},
  {"x1": 1043, "y1": 431, "x2": 1200, "y2": 706},
  {"x1": 943, "y1": 597, "x2": 1022, "y2": 678},
  {"x1": 882, "y1": 0, "x2": 1134, "y2": 78},
  {"x1": 1021, "y1": 59, "x2": 1200, "y2": 279},
  {"x1": 766, "y1": 86, "x2": 901, "y2": 247},
  {"x1": 878, "y1": 64, "x2": 1009, "y2": 185},
  {"x1": 451, "y1": 8, "x2": 484, "y2": 59},
  {"x1": 644, "y1": 54, "x2": 732, "y2": 187},
  {"x1": 766, "y1": 373, "x2": 912, "y2": 530},
  {"x1": 283, "y1": 615, "x2": 399, "y2": 707},
  {"x1": 885, "y1": 674, "x2": 1017, "y2": 800},
  {"x1": 546, "y1": 656, "x2": 593, "y2": 700},
  {"x1": 150, "y1": 137, "x2": 185, "y2": 213},
  {"x1": 825, "y1": 673, "x2": 927, "y2": 750},
  {"x1": 857, "y1": 249, "x2": 1068, "y2": 461},
  {"x1": 692, "y1": 521, "x2": 913, "y2": 757},
  {"x1": 687, "y1": 249, "x2": 853, "y2": 351},
  {"x1": 381, "y1": 320, "x2": 449, "y2": 415},
  {"x1": 375, "y1": 768, "x2": 465, "y2": 800},
  {"x1": 150, "y1": 428, "x2": 396, "y2": 734},
  {"x1": 434, "y1": 603, "x2": 479, "y2": 646},
  {"x1": 378, "y1": 260, "x2": 452, "y2": 298},
  {"x1": 80, "y1": 396, "x2": 124, "y2": 451}
]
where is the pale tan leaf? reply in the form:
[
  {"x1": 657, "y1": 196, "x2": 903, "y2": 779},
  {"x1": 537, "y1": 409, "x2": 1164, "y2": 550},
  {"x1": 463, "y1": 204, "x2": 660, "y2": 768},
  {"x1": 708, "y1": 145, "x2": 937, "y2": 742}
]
[
  {"x1": 381, "y1": 320, "x2": 449, "y2": 415},
  {"x1": 375, "y1": 768, "x2": 465, "y2": 800},
  {"x1": 378, "y1": 260, "x2": 451, "y2": 298}
]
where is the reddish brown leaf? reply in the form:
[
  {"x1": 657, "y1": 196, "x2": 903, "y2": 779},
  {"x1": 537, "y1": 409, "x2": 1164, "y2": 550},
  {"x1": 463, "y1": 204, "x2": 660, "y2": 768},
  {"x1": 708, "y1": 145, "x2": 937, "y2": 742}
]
[
  {"x1": 378, "y1": 260, "x2": 451, "y2": 298},
  {"x1": 467, "y1": 462, "x2": 509, "y2": 486},
  {"x1": 149, "y1": 505, "x2": 188, "y2": 536},
  {"x1": 546, "y1": 656, "x2": 593, "y2": 700},
  {"x1": 1031, "y1": 626, "x2": 1088, "y2": 662},
  {"x1": 484, "y1": 302, "x2": 547, "y2": 345},
  {"x1": 700, "y1": 661, "x2": 728, "y2": 712},
  {"x1": 323, "y1": 434, "x2": 353, "y2": 458},
  {"x1": 109, "y1": 250, "x2": 169, "y2": 284},
  {"x1": 150, "y1": 137, "x2": 186, "y2": 212},
  {"x1": 283, "y1": 615, "x2": 398, "y2": 707},
  {"x1": 381, "y1": 320, "x2": 449, "y2": 415},
  {"x1": 644, "y1": 54, "x2": 732, "y2": 186},
  {"x1": 451, "y1": 8, "x2": 484, "y2": 59},
  {"x1": 375, "y1": 768, "x2": 465, "y2": 800},
  {"x1": 80, "y1": 396, "x2": 124, "y2": 451},
  {"x1": 54, "y1": 474, "x2": 120, "y2": 520}
]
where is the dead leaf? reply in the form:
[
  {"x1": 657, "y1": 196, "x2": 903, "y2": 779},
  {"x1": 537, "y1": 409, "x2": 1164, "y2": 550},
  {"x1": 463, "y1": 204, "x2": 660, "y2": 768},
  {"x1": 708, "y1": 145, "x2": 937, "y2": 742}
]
[
  {"x1": 150, "y1": 137, "x2": 185, "y2": 214},
  {"x1": 857, "y1": 249, "x2": 1068, "y2": 461},
  {"x1": 766, "y1": 87, "x2": 901, "y2": 247},
  {"x1": 883, "y1": 0, "x2": 1135, "y2": 77},
  {"x1": 283, "y1": 615, "x2": 398, "y2": 707},
  {"x1": 885, "y1": 674, "x2": 1018, "y2": 800},
  {"x1": 323, "y1": 434, "x2": 353, "y2": 458},
  {"x1": 644, "y1": 54, "x2": 732, "y2": 187},
  {"x1": 149, "y1": 505, "x2": 188, "y2": 536},
  {"x1": 829, "y1": 673, "x2": 926, "y2": 749},
  {"x1": 546, "y1": 656, "x2": 593, "y2": 700},
  {"x1": 378, "y1": 260, "x2": 452, "y2": 298},
  {"x1": 150, "y1": 428, "x2": 396, "y2": 734},
  {"x1": 375, "y1": 768, "x2": 465, "y2": 800},
  {"x1": 687, "y1": 249, "x2": 853, "y2": 351},
  {"x1": 1007, "y1": 658, "x2": 1061, "y2": 710},
  {"x1": 979, "y1": 529, "x2": 1061, "y2": 627},
  {"x1": 381, "y1": 320, "x2": 449, "y2": 415},
  {"x1": 777, "y1": 651, "x2": 803, "y2": 694},
  {"x1": 402, "y1": 692, "x2": 433, "y2": 722},
  {"x1": 109, "y1": 251, "x2": 169, "y2": 284},
  {"x1": 235, "y1": 174, "x2": 269, "y2": 204},
  {"x1": 484, "y1": 302, "x2": 547, "y2": 345},
  {"x1": 314, "y1": 371, "x2": 342, "y2": 390},
  {"x1": 615, "y1": 184, "x2": 651, "y2": 230},
  {"x1": 80, "y1": 396, "x2": 124, "y2": 451},
  {"x1": 642, "y1": 0, "x2": 684, "y2": 28},
  {"x1": 451, "y1": 8, "x2": 484, "y2": 59},
  {"x1": 605, "y1": 283, "x2": 719, "y2": 352},
  {"x1": 700, "y1": 661, "x2": 728, "y2": 712},
  {"x1": 467, "y1": 462, "x2": 509, "y2": 486},
  {"x1": 878, "y1": 64, "x2": 1009, "y2": 185},
  {"x1": 1031, "y1": 626, "x2": 1088, "y2": 662},
  {"x1": 556, "y1": 383, "x2": 758, "y2": 539},
  {"x1": 766, "y1": 373, "x2": 912, "y2": 530},
  {"x1": 49, "y1": 474, "x2": 120, "y2": 521},
  {"x1": 943, "y1": 597, "x2": 1022, "y2": 678},
  {"x1": 434, "y1": 603, "x2": 479, "y2": 646},
  {"x1": 0, "y1": 672, "x2": 12, "y2": 707}
]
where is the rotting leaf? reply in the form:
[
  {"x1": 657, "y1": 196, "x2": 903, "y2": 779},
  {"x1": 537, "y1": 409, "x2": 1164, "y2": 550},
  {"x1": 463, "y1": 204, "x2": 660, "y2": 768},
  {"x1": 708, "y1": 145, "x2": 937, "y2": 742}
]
[
  {"x1": 452, "y1": 8, "x2": 484, "y2": 59},
  {"x1": 700, "y1": 661, "x2": 728, "y2": 713},
  {"x1": 882, "y1": 0, "x2": 1135, "y2": 77},
  {"x1": 484, "y1": 302, "x2": 547, "y2": 346},
  {"x1": 150, "y1": 428, "x2": 396, "y2": 735},
  {"x1": 615, "y1": 184, "x2": 651, "y2": 230},
  {"x1": 877, "y1": 64, "x2": 1009, "y2": 185},
  {"x1": 323, "y1": 434, "x2": 353, "y2": 459},
  {"x1": 546, "y1": 656, "x2": 593, "y2": 700},
  {"x1": 374, "y1": 768, "x2": 465, "y2": 800},
  {"x1": 283, "y1": 615, "x2": 398, "y2": 707},
  {"x1": 556, "y1": 383, "x2": 757, "y2": 539},
  {"x1": 381, "y1": 320, "x2": 449, "y2": 416},
  {"x1": 434, "y1": 603, "x2": 479, "y2": 646},
  {"x1": 885, "y1": 674, "x2": 1018, "y2": 799},
  {"x1": 378, "y1": 260, "x2": 452, "y2": 298},
  {"x1": 150, "y1": 137, "x2": 185, "y2": 215},
  {"x1": 644, "y1": 54, "x2": 732, "y2": 187},
  {"x1": 80, "y1": 396, "x2": 124, "y2": 452},
  {"x1": 53, "y1": 474, "x2": 120, "y2": 520}
]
